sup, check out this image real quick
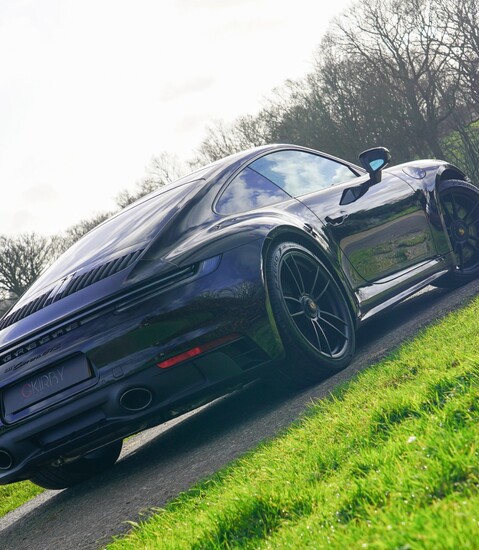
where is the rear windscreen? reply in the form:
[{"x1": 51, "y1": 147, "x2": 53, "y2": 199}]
[{"x1": 27, "y1": 180, "x2": 201, "y2": 295}]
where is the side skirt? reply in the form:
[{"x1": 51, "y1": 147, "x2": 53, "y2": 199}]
[{"x1": 357, "y1": 257, "x2": 449, "y2": 322}]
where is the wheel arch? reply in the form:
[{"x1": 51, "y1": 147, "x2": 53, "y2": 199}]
[
  {"x1": 260, "y1": 225, "x2": 360, "y2": 326},
  {"x1": 435, "y1": 165, "x2": 468, "y2": 187}
]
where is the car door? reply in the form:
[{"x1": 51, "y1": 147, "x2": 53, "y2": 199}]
[{"x1": 248, "y1": 149, "x2": 436, "y2": 288}]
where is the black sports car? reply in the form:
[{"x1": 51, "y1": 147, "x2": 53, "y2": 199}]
[{"x1": 0, "y1": 144, "x2": 478, "y2": 489}]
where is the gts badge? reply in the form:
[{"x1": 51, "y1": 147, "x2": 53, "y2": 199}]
[
  {"x1": 4, "y1": 346, "x2": 61, "y2": 374},
  {"x1": 0, "y1": 320, "x2": 81, "y2": 369}
]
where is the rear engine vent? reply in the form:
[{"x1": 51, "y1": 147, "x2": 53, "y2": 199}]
[{"x1": 0, "y1": 249, "x2": 144, "y2": 331}]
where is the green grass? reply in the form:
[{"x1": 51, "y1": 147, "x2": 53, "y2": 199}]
[
  {"x1": 0, "y1": 480, "x2": 43, "y2": 517},
  {"x1": 106, "y1": 296, "x2": 479, "y2": 549}
]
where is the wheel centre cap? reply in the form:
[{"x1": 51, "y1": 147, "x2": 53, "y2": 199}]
[
  {"x1": 302, "y1": 296, "x2": 318, "y2": 317},
  {"x1": 452, "y1": 220, "x2": 469, "y2": 243}
]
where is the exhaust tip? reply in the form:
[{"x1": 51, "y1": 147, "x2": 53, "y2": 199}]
[
  {"x1": 0, "y1": 449, "x2": 13, "y2": 470},
  {"x1": 119, "y1": 387, "x2": 153, "y2": 412}
]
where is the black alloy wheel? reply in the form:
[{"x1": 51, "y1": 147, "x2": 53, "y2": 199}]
[
  {"x1": 266, "y1": 241, "x2": 355, "y2": 385},
  {"x1": 29, "y1": 439, "x2": 123, "y2": 490},
  {"x1": 438, "y1": 180, "x2": 479, "y2": 286}
]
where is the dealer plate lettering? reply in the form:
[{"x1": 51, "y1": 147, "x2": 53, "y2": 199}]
[{"x1": 2, "y1": 355, "x2": 92, "y2": 416}]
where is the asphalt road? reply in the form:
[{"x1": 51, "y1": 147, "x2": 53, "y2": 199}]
[{"x1": 1, "y1": 280, "x2": 478, "y2": 549}]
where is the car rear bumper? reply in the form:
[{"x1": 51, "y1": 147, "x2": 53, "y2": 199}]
[{"x1": 0, "y1": 334, "x2": 273, "y2": 483}]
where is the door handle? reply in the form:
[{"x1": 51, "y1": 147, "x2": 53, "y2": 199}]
[{"x1": 325, "y1": 212, "x2": 349, "y2": 226}]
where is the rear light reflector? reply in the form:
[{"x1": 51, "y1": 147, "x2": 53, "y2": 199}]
[{"x1": 157, "y1": 334, "x2": 240, "y2": 369}]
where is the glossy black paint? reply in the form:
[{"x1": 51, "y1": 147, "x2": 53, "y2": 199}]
[{"x1": 0, "y1": 143, "x2": 471, "y2": 484}]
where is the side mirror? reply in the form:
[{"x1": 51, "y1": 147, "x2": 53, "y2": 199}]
[{"x1": 358, "y1": 147, "x2": 391, "y2": 184}]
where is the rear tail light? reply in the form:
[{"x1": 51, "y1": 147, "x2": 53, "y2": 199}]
[{"x1": 157, "y1": 334, "x2": 240, "y2": 369}]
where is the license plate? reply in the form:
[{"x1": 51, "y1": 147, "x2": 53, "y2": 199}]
[{"x1": 3, "y1": 355, "x2": 92, "y2": 417}]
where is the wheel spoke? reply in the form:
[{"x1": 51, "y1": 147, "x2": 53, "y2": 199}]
[
  {"x1": 284, "y1": 255, "x2": 305, "y2": 295},
  {"x1": 283, "y1": 295, "x2": 301, "y2": 303},
  {"x1": 443, "y1": 205, "x2": 453, "y2": 223},
  {"x1": 314, "y1": 280, "x2": 330, "y2": 303},
  {"x1": 465, "y1": 200, "x2": 479, "y2": 223},
  {"x1": 318, "y1": 317, "x2": 348, "y2": 340},
  {"x1": 466, "y1": 240, "x2": 479, "y2": 254},
  {"x1": 290, "y1": 254, "x2": 306, "y2": 293},
  {"x1": 308, "y1": 319, "x2": 322, "y2": 351},
  {"x1": 318, "y1": 314, "x2": 348, "y2": 339},
  {"x1": 450, "y1": 193, "x2": 459, "y2": 218},
  {"x1": 283, "y1": 295, "x2": 303, "y2": 316},
  {"x1": 312, "y1": 319, "x2": 333, "y2": 357},
  {"x1": 310, "y1": 266, "x2": 320, "y2": 296},
  {"x1": 320, "y1": 309, "x2": 348, "y2": 326},
  {"x1": 468, "y1": 215, "x2": 479, "y2": 227}
]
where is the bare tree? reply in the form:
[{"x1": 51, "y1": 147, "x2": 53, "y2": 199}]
[
  {"x1": 312, "y1": 44, "x2": 417, "y2": 162},
  {"x1": 194, "y1": 115, "x2": 271, "y2": 164},
  {"x1": 0, "y1": 233, "x2": 64, "y2": 300},
  {"x1": 260, "y1": 79, "x2": 336, "y2": 151},
  {"x1": 327, "y1": 0, "x2": 464, "y2": 159},
  {"x1": 436, "y1": 0, "x2": 479, "y2": 106},
  {"x1": 116, "y1": 152, "x2": 186, "y2": 208},
  {"x1": 430, "y1": 0, "x2": 479, "y2": 180}
]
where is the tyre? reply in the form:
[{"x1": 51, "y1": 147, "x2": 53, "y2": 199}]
[
  {"x1": 435, "y1": 179, "x2": 479, "y2": 287},
  {"x1": 266, "y1": 241, "x2": 355, "y2": 385},
  {"x1": 29, "y1": 439, "x2": 123, "y2": 490}
]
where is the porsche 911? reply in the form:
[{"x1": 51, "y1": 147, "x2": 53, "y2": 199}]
[{"x1": 0, "y1": 144, "x2": 477, "y2": 488}]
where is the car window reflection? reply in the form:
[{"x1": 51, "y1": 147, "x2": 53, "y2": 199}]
[
  {"x1": 216, "y1": 167, "x2": 290, "y2": 215},
  {"x1": 250, "y1": 150, "x2": 358, "y2": 196}
]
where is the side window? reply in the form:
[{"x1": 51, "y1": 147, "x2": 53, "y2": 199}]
[
  {"x1": 216, "y1": 167, "x2": 291, "y2": 215},
  {"x1": 249, "y1": 150, "x2": 358, "y2": 197}
]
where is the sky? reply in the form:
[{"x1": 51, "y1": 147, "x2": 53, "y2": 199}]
[{"x1": 0, "y1": 0, "x2": 353, "y2": 237}]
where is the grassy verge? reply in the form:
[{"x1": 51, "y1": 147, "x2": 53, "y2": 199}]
[
  {"x1": 0, "y1": 481, "x2": 43, "y2": 518},
  {"x1": 107, "y1": 296, "x2": 479, "y2": 549}
]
